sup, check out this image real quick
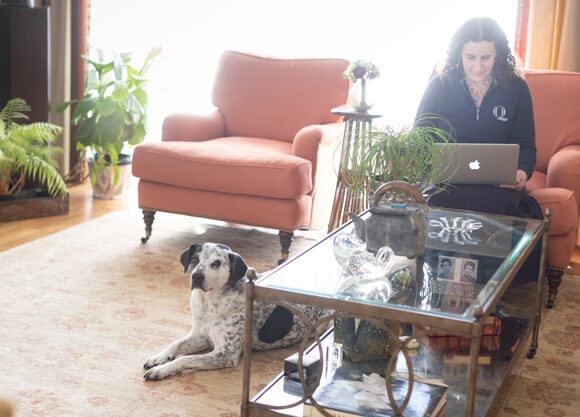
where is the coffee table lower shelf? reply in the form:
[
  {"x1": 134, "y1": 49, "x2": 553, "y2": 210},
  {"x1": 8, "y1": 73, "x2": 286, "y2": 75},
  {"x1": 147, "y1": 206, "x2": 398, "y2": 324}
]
[{"x1": 246, "y1": 316, "x2": 532, "y2": 417}]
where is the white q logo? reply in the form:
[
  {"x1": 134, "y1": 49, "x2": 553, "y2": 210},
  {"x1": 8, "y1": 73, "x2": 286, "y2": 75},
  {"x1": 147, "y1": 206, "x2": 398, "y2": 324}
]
[{"x1": 493, "y1": 105, "x2": 508, "y2": 121}]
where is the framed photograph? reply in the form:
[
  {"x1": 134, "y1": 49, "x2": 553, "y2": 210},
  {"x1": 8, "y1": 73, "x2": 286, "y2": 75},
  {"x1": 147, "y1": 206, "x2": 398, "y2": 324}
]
[
  {"x1": 427, "y1": 250, "x2": 489, "y2": 312},
  {"x1": 459, "y1": 259, "x2": 478, "y2": 284},
  {"x1": 436, "y1": 256, "x2": 456, "y2": 280},
  {"x1": 437, "y1": 255, "x2": 479, "y2": 283}
]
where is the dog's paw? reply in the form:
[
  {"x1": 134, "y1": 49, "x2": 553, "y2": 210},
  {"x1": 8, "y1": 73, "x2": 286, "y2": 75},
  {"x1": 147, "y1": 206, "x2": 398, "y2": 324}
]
[
  {"x1": 143, "y1": 364, "x2": 176, "y2": 381},
  {"x1": 143, "y1": 353, "x2": 174, "y2": 370}
]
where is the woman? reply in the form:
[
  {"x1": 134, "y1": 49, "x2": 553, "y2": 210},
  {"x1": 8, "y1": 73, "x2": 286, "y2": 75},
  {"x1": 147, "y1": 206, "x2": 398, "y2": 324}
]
[
  {"x1": 416, "y1": 17, "x2": 540, "y2": 218},
  {"x1": 417, "y1": 17, "x2": 543, "y2": 285}
]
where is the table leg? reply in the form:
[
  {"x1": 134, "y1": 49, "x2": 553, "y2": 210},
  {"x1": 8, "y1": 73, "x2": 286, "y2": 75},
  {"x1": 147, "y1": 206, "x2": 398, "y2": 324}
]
[
  {"x1": 465, "y1": 324, "x2": 483, "y2": 417},
  {"x1": 241, "y1": 277, "x2": 256, "y2": 417},
  {"x1": 528, "y1": 211, "x2": 550, "y2": 358}
]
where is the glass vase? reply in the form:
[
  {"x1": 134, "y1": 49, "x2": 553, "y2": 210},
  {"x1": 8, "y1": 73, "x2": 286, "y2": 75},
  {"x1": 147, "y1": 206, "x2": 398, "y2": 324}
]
[{"x1": 347, "y1": 78, "x2": 372, "y2": 112}]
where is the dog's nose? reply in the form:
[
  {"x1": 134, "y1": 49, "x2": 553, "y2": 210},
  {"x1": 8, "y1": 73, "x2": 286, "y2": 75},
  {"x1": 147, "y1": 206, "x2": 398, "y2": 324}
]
[{"x1": 190, "y1": 271, "x2": 204, "y2": 290}]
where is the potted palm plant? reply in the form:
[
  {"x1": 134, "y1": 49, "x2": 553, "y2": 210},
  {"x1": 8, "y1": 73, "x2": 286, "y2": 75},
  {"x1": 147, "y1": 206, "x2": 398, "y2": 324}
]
[
  {"x1": 0, "y1": 98, "x2": 68, "y2": 220},
  {"x1": 57, "y1": 47, "x2": 161, "y2": 199}
]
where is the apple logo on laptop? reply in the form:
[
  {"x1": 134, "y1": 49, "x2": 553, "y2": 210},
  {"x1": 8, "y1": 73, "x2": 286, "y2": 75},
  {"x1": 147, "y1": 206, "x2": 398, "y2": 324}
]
[{"x1": 468, "y1": 160, "x2": 481, "y2": 170}]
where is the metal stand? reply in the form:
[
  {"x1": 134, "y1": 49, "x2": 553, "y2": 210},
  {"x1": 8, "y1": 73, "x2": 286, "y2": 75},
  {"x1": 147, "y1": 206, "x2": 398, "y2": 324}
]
[{"x1": 327, "y1": 105, "x2": 381, "y2": 233}]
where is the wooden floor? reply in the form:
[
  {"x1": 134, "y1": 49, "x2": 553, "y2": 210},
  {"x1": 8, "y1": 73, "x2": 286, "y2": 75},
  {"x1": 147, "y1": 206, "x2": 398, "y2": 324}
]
[
  {"x1": 2, "y1": 182, "x2": 580, "y2": 275},
  {"x1": 0, "y1": 182, "x2": 135, "y2": 252}
]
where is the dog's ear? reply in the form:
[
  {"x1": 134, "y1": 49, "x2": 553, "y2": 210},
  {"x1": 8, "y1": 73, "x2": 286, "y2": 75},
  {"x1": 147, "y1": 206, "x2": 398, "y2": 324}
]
[
  {"x1": 180, "y1": 244, "x2": 201, "y2": 273},
  {"x1": 227, "y1": 251, "x2": 248, "y2": 288},
  {"x1": 217, "y1": 243, "x2": 232, "y2": 252}
]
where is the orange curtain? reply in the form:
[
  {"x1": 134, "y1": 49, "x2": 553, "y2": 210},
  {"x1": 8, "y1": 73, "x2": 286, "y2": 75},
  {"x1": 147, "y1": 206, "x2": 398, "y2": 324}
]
[
  {"x1": 514, "y1": 0, "x2": 530, "y2": 66},
  {"x1": 519, "y1": 0, "x2": 580, "y2": 71},
  {"x1": 556, "y1": 0, "x2": 580, "y2": 70}
]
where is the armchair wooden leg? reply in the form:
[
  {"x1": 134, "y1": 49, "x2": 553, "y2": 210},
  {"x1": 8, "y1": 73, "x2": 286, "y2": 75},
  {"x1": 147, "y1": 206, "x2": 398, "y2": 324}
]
[
  {"x1": 141, "y1": 210, "x2": 156, "y2": 244},
  {"x1": 546, "y1": 268, "x2": 564, "y2": 308},
  {"x1": 278, "y1": 231, "x2": 294, "y2": 265}
]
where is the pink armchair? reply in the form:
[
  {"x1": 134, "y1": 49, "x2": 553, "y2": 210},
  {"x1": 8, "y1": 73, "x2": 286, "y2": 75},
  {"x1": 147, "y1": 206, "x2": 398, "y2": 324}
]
[
  {"x1": 132, "y1": 51, "x2": 349, "y2": 261},
  {"x1": 524, "y1": 69, "x2": 580, "y2": 307}
]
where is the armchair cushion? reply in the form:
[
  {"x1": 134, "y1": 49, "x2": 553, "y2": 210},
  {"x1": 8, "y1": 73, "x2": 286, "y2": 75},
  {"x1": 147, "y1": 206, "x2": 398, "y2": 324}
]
[
  {"x1": 212, "y1": 51, "x2": 347, "y2": 141},
  {"x1": 132, "y1": 138, "x2": 312, "y2": 199}
]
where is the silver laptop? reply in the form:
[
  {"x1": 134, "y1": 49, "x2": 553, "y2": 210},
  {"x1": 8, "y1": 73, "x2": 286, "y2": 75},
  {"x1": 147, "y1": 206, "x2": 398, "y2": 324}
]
[{"x1": 434, "y1": 143, "x2": 519, "y2": 185}]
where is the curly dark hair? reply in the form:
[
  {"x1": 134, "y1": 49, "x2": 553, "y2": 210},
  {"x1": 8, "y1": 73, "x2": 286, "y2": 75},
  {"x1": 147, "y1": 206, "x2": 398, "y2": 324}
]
[
  {"x1": 440, "y1": 17, "x2": 518, "y2": 87},
  {"x1": 463, "y1": 261, "x2": 476, "y2": 270}
]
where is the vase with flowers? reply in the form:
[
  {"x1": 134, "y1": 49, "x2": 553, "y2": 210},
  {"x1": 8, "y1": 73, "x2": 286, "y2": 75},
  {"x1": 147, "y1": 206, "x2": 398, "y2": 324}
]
[{"x1": 343, "y1": 59, "x2": 380, "y2": 112}]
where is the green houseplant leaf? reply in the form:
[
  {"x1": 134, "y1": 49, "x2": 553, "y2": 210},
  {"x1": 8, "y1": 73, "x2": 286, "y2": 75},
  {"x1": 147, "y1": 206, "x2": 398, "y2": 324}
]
[
  {"x1": 57, "y1": 47, "x2": 161, "y2": 186},
  {"x1": 0, "y1": 98, "x2": 67, "y2": 198},
  {"x1": 343, "y1": 115, "x2": 458, "y2": 204}
]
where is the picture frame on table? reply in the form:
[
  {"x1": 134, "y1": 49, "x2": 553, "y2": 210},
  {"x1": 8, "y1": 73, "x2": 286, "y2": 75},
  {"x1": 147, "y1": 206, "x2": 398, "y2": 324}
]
[{"x1": 437, "y1": 255, "x2": 479, "y2": 283}]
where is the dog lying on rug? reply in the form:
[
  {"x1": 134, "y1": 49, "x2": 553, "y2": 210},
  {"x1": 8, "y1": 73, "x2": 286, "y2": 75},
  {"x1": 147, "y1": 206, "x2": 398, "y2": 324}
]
[{"x1": 143, "y1": 242, "x2": 327, "y2": 381}]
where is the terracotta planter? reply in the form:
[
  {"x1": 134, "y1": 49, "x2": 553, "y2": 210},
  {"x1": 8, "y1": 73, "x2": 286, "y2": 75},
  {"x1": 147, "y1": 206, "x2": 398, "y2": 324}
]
[{"x1": 89, "y1": 154, "x2": 132, "y2": 200}]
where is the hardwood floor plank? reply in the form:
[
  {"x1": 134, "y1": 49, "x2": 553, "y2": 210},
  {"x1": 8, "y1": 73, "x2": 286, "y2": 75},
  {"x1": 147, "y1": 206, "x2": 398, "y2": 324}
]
[{"x1": 0, "y1": 182, "x2": 134, "y2": 252}]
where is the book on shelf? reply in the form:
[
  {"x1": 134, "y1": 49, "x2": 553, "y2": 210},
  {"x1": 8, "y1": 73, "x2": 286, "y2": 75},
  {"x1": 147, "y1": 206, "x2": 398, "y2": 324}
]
[
  {"x1": 418, "y1": 315, "x2": 502, "y2": 338},
  {"x1": 284, "y1": 352, "x2": 321, "y2": 385},
  {"x1": 424, "y1": 334, "x2": 501, "y2": 353},
  {"x1": 303, "y1": 367, "x2": 447, "y2": 417}
]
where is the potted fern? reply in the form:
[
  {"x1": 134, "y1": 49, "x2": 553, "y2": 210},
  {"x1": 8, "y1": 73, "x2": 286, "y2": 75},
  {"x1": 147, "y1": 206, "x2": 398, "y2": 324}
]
[
  {"x1": 57, "y1": 47, "x2": 160, "y2": 199},
  {"x1": 0, "y1": 98, "x2": 68, "y2": 220}
]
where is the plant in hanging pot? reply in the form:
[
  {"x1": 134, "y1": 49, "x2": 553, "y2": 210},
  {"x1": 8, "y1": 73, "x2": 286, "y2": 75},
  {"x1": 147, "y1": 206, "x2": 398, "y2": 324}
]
[
  {"x1": 57, "y1": 47, "x2": 161, "y2": 199},
  {"x1": 0, "y1": 98, "x2": 69, "y2": 220},
  {"x1": 343, "y1": 59, "x2": 380, "y2": 112}
]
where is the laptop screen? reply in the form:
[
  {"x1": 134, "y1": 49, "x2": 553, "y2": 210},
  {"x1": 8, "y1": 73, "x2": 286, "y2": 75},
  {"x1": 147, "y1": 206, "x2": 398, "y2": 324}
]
[{"x1": 434, "y1": 143, "x2": 519, "y2": 185}]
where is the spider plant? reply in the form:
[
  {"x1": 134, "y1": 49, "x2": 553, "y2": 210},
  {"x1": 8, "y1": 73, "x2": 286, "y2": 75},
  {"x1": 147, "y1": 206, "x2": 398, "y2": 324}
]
[
  {"x1": 343, "y1": 115, "x2": 457, "y2": 204},
  {"x1": 0, "y1": 98, "x2": 66, "y2": 198}
]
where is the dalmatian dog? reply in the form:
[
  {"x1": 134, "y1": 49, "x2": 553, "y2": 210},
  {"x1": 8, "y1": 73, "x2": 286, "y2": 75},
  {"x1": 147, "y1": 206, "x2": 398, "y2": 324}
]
[{"x1": 143, "y1": 242, "x2": 327, "y2": 381}]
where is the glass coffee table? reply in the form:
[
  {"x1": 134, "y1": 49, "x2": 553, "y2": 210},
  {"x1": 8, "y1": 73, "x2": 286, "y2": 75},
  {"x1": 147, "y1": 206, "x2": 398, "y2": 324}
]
[{"x1": 241, "y1": 207, "x2": 549, "y2": 417}]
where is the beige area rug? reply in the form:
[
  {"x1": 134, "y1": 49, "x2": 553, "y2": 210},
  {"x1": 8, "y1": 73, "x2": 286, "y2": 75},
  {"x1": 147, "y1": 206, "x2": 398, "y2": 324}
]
[
  {"x1": 0, "y1": 211, "x2": 319, "y2": 417},
  {"x1": 493, "y1": 274, "x2": 580, "y2": 417},
  {"x1": 1, "y1": 211, "x2": 579, "y2": 417}
]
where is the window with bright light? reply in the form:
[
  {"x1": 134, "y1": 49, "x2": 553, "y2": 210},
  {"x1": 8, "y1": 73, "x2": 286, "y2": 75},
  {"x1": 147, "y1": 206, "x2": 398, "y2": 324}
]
[{"x1": 88, "y1": 0, "x2": 517, "y2": 141}]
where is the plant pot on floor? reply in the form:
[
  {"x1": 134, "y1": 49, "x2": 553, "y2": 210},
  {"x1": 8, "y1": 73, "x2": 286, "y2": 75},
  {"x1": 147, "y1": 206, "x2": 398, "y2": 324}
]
[
  {"x1": 89, "y1": 154, "x2": 132, "y2": 200},
  {"x1": 0, "y1": 187, "x2": 69, "y2": 221}
]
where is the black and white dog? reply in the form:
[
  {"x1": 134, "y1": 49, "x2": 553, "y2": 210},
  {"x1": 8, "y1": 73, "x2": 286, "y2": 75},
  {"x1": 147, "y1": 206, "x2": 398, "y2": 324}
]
[{"x1": 143, "y1": 242, "x2": 326, "y2": 381}]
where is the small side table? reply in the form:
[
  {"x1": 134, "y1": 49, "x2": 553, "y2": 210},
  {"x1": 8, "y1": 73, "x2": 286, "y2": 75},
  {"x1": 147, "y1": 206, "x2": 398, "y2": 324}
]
[{"x1": 327, "y1": 104, "x2": 382, "y2": 232}]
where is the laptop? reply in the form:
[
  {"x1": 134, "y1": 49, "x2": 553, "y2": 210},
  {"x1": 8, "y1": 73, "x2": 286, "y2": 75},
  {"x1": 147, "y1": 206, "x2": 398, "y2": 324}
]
[{"x1": 434, "y1": 143, "x2": 519, "y2": 185}]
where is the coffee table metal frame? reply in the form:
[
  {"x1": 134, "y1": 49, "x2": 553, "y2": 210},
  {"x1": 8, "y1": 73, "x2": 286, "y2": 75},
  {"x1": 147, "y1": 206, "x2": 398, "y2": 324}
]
[{"x1": 240, "y1": 208, "x2": 550, "y2": 417}]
